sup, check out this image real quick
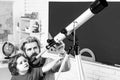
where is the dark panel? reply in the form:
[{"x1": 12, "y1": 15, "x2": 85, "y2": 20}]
[{"x1": 49, "y1": 2, "x2": 120, "y2": 65}]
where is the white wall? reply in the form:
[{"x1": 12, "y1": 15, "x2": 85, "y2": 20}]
[
  {"x1": 0, "y1": 0, "x2": 48, "y2": 59},
  {"x1": 0, "y1": 0, "x2": 24, "y2": 59}
]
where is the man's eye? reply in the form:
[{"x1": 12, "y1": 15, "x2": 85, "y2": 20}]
[
  {"x1": 34, "y1": 47, "x2": 37, "y2": 49},
  {"x1": 27, "y1": 48, "x2": 31, "y2": 51}
]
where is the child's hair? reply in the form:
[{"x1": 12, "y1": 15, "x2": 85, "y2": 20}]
[{"x1": 8, "y1": 53, "x2": 31, "y2": 76}]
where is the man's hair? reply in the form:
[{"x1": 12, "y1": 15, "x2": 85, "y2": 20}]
[
  {"x1": 8, "y1": 53, "x2": 30, "y2": 75},
  {"x1": 20, "y1": 36, "x2": 41, "y2": 53}
]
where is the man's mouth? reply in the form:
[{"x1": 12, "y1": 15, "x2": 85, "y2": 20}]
[{"x1": 31, "y1": 53, "x2": 37, "y2": 58}]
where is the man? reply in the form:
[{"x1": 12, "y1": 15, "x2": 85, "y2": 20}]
[
  {"x1": 20, "y1": 36, "x2": 45, "y2": 67},
  {"x1": 20, "y1": 36, "x2": 70, "y2": 80}
]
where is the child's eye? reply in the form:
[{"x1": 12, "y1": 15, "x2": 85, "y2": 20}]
[
  {"x1": 24, "y1": 60, "x2": 27, "y2": 62},
  {"x1": 20, "y1": 62, "x2": 22, "y2": 64}
]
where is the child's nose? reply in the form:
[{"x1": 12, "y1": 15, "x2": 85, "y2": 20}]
[{"x1": 23, "y1": 61, "x2": 27, "y2": 64}]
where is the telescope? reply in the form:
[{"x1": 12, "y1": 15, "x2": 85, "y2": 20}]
[
  {"x1": 36, "y1": 0, "x2": 108, "y2": 59},
  {"x1": 36, "y1": 1, "x2": 108, "y2": 80}
]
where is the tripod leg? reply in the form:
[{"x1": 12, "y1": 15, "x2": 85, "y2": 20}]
[
  {"x1": 75, "y1": 54, "x2": 86, "y2": 80},
  {"x1": 74, "y1": 44, "x2": 86, "y2": 80},
  {"x1": 56, "y1": 54, "x2": 69, "y2": 80}
]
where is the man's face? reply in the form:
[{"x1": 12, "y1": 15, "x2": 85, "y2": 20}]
[{"x1": 24, "y1": 42, "x2": 40, "y2": 58}]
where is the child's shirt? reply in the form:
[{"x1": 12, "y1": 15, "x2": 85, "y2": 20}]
[{"x1": 11, "y1": 67, "x2": 44, "y2": 80}]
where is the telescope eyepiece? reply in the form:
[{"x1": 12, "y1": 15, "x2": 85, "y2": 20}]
[{"x1": 90, "y1": 0, "x2": 108, "y2": 14}]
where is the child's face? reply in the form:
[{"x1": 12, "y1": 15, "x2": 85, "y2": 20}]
[{"x1": 16, "y1": 56, "x2": 29, "y2": 74}]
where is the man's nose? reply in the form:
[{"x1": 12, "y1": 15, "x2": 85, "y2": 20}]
[{"x1": 31, "y1": 49, "x2": 36, "y2": 53}]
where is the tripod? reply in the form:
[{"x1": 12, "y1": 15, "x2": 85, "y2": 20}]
[
  {"x1": 73, "y1": 39, "x2": 86, "y2": 80},
  {"x1": 73, "y1": 21, "x2": 86, "y2": 80},
  {"x1": 34, "y1": 0, "x2": 108, "y2": 79},
  {"x1": 55, "y1": 22, "x2": 86, "y2": 80}
]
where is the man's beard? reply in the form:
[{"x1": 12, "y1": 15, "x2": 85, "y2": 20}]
[
  {"x1": 28, "y1": 53, "x2": 38, "y2": 65},
  {"x1": 30, "y1": 53, "x2": 38, "y2": 59},
  {"x1": 28, "y1": 52, "x2": 46, "y2": 67}
]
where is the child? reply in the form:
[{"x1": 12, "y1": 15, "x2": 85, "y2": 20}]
[{"x1": 8, "y1": 51, "x2": 62, "y2": 80}]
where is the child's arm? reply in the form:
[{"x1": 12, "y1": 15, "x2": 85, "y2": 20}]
[{"x1": 42, "y1": 57, "x2": 62, "y2": 73}]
